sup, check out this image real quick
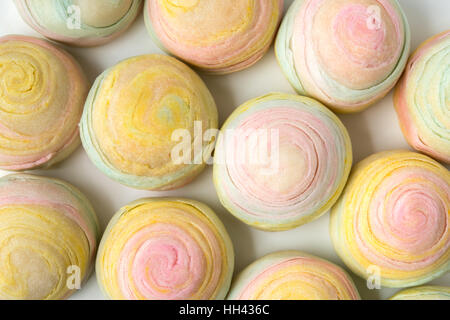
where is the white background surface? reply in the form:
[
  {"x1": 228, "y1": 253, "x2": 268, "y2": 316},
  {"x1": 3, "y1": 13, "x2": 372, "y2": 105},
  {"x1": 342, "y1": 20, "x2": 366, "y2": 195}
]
[{"x1": 0, "y1": 0, "x2": 449, "y2": 300}]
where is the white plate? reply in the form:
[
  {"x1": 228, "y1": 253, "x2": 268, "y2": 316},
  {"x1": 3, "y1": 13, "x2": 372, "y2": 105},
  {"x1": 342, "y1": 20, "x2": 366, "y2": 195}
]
[{"x1": 0, "y1": 0, "x2": 449, "y2": 300}]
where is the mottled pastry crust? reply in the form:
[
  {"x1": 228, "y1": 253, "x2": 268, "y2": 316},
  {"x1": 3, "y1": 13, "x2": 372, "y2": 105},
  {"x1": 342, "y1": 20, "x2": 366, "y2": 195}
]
[{"x1": 80, "y1": 54, "x2": 218, "y2": 190}]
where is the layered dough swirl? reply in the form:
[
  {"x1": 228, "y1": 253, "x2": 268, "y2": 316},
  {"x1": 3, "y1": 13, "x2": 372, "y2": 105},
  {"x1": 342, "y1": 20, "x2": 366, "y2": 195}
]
[
  {"x1": 0, "y1": 35, "x2": 87, "y2": 170},
  {"x1": 390, "y1": 286, "x2": 450, "y2": 300},
  {"x1": 213, "y1": 93, "x2": 352, "y2": 231},
  {"x1": 275, "y1": 0, "x2": 410, "y2": 113},
  {"x1": 80, "y1": 54, "x2": 218, "y2": 190},
  {"x1": 96, "y1": 198, "x2": 234, "y2": 300},
  {"x1": 14, "y1": 0, "x2": 142, "y2": 46},
  {"x1": 227, "y1": 251, "x2": 360, "y2": 300},
  {"x1": 330, "y1": 150, "x2": 449, "y2": 287},
  {"x1": 394, "y1": 30, "x2": 450, "y2": 163},
  {"x1": 144, "y1": 0, "x2": 284, "y2": 74},
  {"x1": 0, "y1": 174, "x2": 99, "y2": 300}
]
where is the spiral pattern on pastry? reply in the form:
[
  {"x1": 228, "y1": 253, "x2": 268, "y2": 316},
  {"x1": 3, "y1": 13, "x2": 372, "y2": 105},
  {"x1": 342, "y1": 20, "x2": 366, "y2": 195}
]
[
  {"x1": 14, "y1": 0, "x2": 142, "y2": 47},
  {"x1": 96, "y1": 198, "x2": 234, "y2": 300},
  {"x1": 227, "y1": 251, "x2": 360, "y2": 300},
  {"x1": 0, "y1": 35, "x2": 87, "y2": 170},
  {"x1": 0, "y1": 173, "x2": 99, "y2": 300},
  {"x1": 394, "y1": 30, "x2": 450, "y2": 163},
  {"x1": 275, "y1": 0, "x2": 410, "y2": 113},
  {"x1": 390, "y1": 286, "x2": 450, "y2": 300},
  {"x1": 144, "y1": 0, "x2": 284, "y2": 74},
  {"x1": 213, "y1": 93, "x2": 352, "y2": 231},
  {"x1": 80, "y1": 54, "x2": 218, "y2": 190},
  {"x1": 330, "y1": 150, "x2": 450, "y2": 288}
]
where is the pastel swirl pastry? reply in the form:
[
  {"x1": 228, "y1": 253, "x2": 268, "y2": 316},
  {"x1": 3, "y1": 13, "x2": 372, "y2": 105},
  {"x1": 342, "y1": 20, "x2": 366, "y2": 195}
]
[
  {"x1": 96, "y1": 198, "x2": 234, "y2": 300},
  {"x1": 144, "y1": 0, "x2": 284, "y2": 74},
  {"x1": 390, "y1": 286, "x2": 450, "y2": 300},
  {"x1": 0, "y1": 35, "x2": 87, "y2": 170},
  {"x1": 227, "y1": 251, "x2": 360, "y2": 300},
  {"x1": 14, "y1": 0, "x2": 142, "y2": 46},
  {"x1": 213, "y1": 93, "x2": 352, "y2": 231},
  {"x1": 394, "y1": 30, "x2": 450, "y2": 163},
  {"x1": 0, "y1": 173, "x2": 99, "y2": 300},
  {"x1": 80, "y1": 54, "x2": 218, "y2": 190},
  {"x1": 330, "y1": 150, "x2": 450, "y2": 288},
  {"x1": 275, "y1": 0, "x2": 410, "y2": 113}
]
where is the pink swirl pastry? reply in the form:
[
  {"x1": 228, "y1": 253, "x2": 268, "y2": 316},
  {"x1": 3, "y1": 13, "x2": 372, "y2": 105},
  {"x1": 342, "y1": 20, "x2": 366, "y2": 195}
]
[
  {"x1": 96, "y1": 198, "x2": 234, "y2": 300},
  {"x1": 213, "y1": 93, "x2": 352, "y2": 231},
  {"x1": 330, "y1": 150, "x2": 450, "y2": 287},
  {"x1": 275, "y1": 0, "x2": 411, "y2": 113},
  {"x1": 227, "y1": 251, "x2": 360, "y2": 300},
  {"x1": 394, "y1": 30, "x2": 450, "y2": 163},
  {"x1": 144, "y1": 0, "x2": 284, "y2": 74},
  {"x1": 0, "y1": 35, "x2": 87, "y2": 170}
]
